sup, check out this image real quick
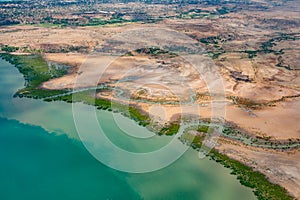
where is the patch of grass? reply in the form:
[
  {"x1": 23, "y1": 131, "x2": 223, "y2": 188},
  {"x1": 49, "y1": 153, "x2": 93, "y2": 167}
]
[
  {"x1": 197, "y1": 125, "x2": 209, "y2": 133},
  {"x1": 135, "y1": 47, "x2": 177, "y2": 57},
  {"x1": 158, "y1": 123, "x2": 180, "y2": 135},
  {"x1": 180, "y1": 132, "x2": 205, "y2": 149},
  {"x1": 128, "y1": 107, "x2": 150, "y2": 126},
  {"x1": 222, "y1": 126, "x2": 241, "y2": 136},
  {"x1": 17, "y1": 89, "x2": 67, "y2": 99},
  {"x1": 0, "y1": 53, "x2": 68, "y2": 98},
  {"x1": 208, "y1": 51, "x2": 224, "y2": 59}
]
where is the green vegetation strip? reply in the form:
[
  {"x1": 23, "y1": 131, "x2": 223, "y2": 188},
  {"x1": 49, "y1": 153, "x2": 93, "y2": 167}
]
[
  {"x1": 158, "y1": 123, "x2": 180, "y2": 136},
  {"x1": 45, "y1": 90, "x2": 151, "y2": 127},
  {"x1": 42, "y1": 17, "x2": 158, "y2": 27},
  {"x1": 184, "y1": 133, "x2": 294, "y2": 200},
  {"x1": 0, "y1": 53, "x2": 67, "y2": 98},
  {"x1": 210, "y1": 150, "x2": 293, "y2": 200},
  {"x1": 1, "y1": 45, "x2": 19, "y2": 53}
]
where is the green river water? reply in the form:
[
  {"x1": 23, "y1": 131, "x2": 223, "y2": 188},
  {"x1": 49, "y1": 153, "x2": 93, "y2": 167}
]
[{"x1": 0, "y1": 58, "x2": 256, "y2": 200}]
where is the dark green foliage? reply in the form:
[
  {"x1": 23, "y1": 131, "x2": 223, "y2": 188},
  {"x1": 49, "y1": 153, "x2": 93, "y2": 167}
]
[
  {"x1": 216, "y1": 6, "x2": 229, "y2": 15},
  {"x1": 191, "y1": 134, "x2": 205, "y2": 149},
  {"x1": 135, "y1": 47, "x2": 177, "y2": 57},
  {"x1": 244, "y1": 50, "x2": 258, "y2": 59},
  {"x1": 1, "y1": 45, "x2": 19, "y2": 52},
  {"x1": 159, "y1": 123, "x2": 180, "y2": 135},
  {"x1": 200, "y1": 36, "x2": 220, "y2": 45},
  {"x1": 209, "y1": 51, "x2": 224, "y2": 59}
]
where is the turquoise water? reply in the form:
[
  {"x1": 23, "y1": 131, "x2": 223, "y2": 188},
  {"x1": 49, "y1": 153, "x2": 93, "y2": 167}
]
[
  {"x1": 0, "y1": 117, "x2": 140, "y2": 199},
  {"x1": 0, "y1": 58, "x2": 257, "y2": 200}
]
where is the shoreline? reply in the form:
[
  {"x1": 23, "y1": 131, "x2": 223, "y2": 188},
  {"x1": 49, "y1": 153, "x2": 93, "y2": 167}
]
[
  {"x1": 0, "y1": 53, "x2": 296, "y2": 200},
  {"x1": 181, "y1": 132, "x2": 295, "y2": 200}
]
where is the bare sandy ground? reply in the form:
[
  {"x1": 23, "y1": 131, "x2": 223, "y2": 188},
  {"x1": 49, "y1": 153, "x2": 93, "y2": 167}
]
[
  {"x1": 44, "y1": 53, "x2": 87, "y2": 68},
  {"x1": 41, "y1": 52, "x2": 300, "y2": 141},
  {"x1": 226, "y1": 99, "x2": 300, "y2": 140}
]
